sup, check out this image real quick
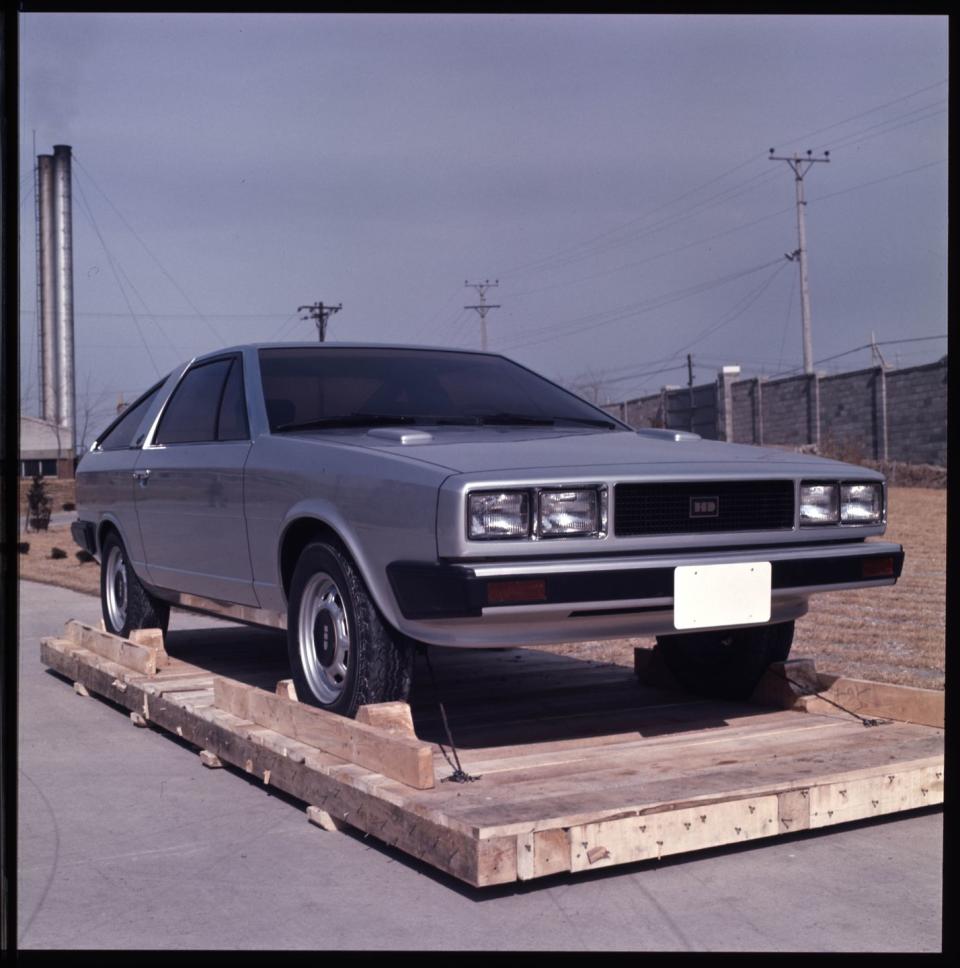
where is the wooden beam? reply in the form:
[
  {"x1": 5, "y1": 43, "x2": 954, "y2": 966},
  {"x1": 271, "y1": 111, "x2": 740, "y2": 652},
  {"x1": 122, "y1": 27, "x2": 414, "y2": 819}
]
[
  {"x1": 212, "y1": 677, "x2": 435, "y2": 790},
  {"x1": 64, "y1": 620, "x2": 164, "y2": 675},
  {"x1": 800, "y1": 675, "x2": 944, "y2": 729}
]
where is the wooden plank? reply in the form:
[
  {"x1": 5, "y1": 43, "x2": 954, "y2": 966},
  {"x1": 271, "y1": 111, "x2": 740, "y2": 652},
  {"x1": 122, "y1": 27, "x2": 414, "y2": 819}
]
[
  {"x1": 213, "y1": 677, "x2": 435, "y2": 790},
  {"x1": 750, "y1": 659, "x2": 821, "y2": 709},
  {"x1": 199, "y1": 750, "x2": 223, "y2": 769},
  {"x1": 807, "y1": 763, "x2": 944, "y2": 826},
  {"x1": 65, "y1": 620, "x2": 160, "y2": 675},
  {"x1": 800, "y1": 676, "x2": 944, "y2": 728},
  {"x1": 570, "y1": 795, "x2": 781, "y2": 871}
]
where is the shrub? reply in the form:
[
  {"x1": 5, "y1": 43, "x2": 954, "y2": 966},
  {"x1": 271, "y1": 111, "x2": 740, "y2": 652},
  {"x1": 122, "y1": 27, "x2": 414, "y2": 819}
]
[
  {"x1": 18, "y1": 542, "x2": 29, "y2": 555},
  {"x1": 75, "y1": 549, "x2": 95, "y2": 564},
  {"x1": 50, "y1": 547, "x2": 67, "y2": 560},
  {"x1": 62, "y1": 502, "x2": 76, "y2": 512},
  {"x1": 26, "y1": 475, "x2": 53, "y2": 532}
]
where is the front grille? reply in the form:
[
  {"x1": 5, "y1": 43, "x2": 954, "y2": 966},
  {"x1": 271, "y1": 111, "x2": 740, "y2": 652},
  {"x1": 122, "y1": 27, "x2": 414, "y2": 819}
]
[{"x1": 614, "y1": 480, "x2": 795, "y2": 536}]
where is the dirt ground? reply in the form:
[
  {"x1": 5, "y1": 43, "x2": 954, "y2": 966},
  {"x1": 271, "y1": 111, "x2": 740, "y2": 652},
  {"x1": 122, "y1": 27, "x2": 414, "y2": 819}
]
[{"x1": 19, "y1": 486, "x2": 945, "y2": 689}]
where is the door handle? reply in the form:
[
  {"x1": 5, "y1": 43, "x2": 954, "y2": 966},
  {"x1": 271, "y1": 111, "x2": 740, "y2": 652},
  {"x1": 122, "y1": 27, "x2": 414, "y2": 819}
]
[{"x1": 133, "y1": 469, "x2": 151, "y2": 484}]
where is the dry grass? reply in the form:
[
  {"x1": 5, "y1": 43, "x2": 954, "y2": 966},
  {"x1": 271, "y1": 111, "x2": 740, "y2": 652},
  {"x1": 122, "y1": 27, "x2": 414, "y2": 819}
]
[
  {"x1": 17, "y1": 523, "x2": 100, "y2": 597},
  {"x1": 19, "y1": 487, "x2": 945, "y2": 690}
]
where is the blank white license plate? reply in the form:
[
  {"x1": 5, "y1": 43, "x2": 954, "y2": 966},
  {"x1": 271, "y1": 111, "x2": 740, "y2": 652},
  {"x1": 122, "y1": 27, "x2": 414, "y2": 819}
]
[{"x1": 673, "y1": 562, "x2": 771, "y2": 630}]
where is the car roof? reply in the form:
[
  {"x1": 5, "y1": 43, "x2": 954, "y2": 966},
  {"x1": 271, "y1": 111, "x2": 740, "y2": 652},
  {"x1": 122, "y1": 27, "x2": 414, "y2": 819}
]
[{"x1": 191, "y1": 342, "x2": 499, "y2": 364}]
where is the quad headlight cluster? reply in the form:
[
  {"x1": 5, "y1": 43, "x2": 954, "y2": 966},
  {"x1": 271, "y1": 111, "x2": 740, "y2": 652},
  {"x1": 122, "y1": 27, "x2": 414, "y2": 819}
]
[
  {"x1": 799, "y1": 481, "x2": 883, "y2": 526},
  {"x1": 468, "y1": 486, "x2": 607, "y2": 540}
]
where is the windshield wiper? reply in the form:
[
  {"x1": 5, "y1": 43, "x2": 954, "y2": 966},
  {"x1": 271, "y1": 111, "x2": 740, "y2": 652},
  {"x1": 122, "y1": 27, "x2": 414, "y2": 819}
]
[
  {"x1": 474, "y1": 412, "x2": 617, "y2": 429},
  {"x1": 474, "y1": 412, "x2": 556, "y2": 426},
  {"x1": 274, "y1": 413, "x2": 418, "y2": 432}
]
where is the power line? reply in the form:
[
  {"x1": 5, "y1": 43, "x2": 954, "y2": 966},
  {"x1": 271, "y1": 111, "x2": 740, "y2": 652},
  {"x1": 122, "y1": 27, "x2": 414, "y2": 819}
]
[
  {"x1": 72, "y1": 156, "x2": 227, "y2": 344},
  {"x1": 72, "y1": 177, "x2": 162, "y2": 377}
]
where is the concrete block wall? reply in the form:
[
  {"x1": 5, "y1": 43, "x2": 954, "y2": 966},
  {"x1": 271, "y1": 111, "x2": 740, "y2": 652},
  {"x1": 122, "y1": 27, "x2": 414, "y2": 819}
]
[
  {"x1": 818, "y1": 367, "x2": 882, "y2": 460},
  {"x1": 885, "y1": 360, "x2": 948, "y2": 465},
  {"x1": 606, "y1": 357, "x2": 946, "y2": 466}
]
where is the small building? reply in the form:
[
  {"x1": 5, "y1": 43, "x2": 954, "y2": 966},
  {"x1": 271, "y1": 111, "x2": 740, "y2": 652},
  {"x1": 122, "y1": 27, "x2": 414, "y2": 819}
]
[{"x1": 20, "y1": 415, "x2": 75, "y2": 478}]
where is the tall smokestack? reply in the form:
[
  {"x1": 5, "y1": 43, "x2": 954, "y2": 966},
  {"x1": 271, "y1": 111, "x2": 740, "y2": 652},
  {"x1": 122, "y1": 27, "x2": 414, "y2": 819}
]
[
  {"x1": 52, "y1": 144, "x2": 75, "y2": 446},
  {"x1": 37, "y1": 154, "x2": 58, "y2": 424}
]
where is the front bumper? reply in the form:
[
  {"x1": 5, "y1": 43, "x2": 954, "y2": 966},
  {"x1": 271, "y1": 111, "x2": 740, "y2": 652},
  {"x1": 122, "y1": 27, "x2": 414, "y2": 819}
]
[{"x1": 387, "y1": 540, "x2": 903, "y2": 628}]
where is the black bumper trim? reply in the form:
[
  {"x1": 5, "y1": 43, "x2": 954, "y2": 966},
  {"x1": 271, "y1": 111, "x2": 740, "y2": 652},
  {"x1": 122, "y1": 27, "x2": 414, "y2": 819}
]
[
  {"x1": 387, "y1": 548, "x2": 904, "y2": 621},
  {"x1": 71, "y1": 520, "x2": 97, "y2": 556}
]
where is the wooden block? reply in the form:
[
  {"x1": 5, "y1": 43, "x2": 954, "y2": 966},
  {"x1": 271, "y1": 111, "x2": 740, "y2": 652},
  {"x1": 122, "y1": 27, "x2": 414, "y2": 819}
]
[
  {"x1": 356, "y1": 701, "x2": 415, "y2": 735},
  {"x1": 199, "y1": 750, "x2": 223, "y2": 769},
  {"x1": 750, "y1": 659, "x2": 820, "y2": 709},
  {"x1": 129, "y1": 628, "x2": 169, "y2": 667},
  {"x1": 533, "y1": 828, "x2": 572, "y2": 879},
  {"x1": 307, "y1": 805, "x2": 348, "y2": 832},
  {"x1": 275, "y1": 679, "x2": 298, "y2": 701},
  {"x1": 130, "y1": 711, "x2": 147, "y2": 728},
  {"x1": 73, "y1": 681, "x2": 90, "y2": 697},
  {"x1": 799, "y1": 677, "x2": 944, "y2": 729},
  {"x1": 65, "y1": 620, "x2": 159, "y2": 675},
  {"x1": 213, "y1": 677, "x2": 435, "y2": 790}
]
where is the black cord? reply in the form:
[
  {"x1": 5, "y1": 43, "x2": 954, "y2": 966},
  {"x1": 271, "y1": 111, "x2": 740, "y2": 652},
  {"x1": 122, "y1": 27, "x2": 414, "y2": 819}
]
[
  {"x1": 423, "y1": 648, "x2": 480, "y2": 783},
  {"x1": 772, "y1": 667, "x2": 890, "y2": 728}
]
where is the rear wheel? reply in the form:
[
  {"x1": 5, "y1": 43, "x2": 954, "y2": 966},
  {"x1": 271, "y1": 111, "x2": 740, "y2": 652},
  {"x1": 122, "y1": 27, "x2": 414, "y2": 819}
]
[
  {"x1": 100, "y1": 531, "x2": 169, "y2": 638},
  {"x1": 655, "y1": 621, "x2": 794, "y2": 700},
  {"x1": 287, "y1": 541, "x2": 413, "y2": 718}
]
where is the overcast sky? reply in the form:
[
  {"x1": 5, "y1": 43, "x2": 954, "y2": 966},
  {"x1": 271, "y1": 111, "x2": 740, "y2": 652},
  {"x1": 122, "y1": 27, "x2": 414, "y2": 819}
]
[{"x1": 17, "y1": 13, "x2": 948, "y2": 439}]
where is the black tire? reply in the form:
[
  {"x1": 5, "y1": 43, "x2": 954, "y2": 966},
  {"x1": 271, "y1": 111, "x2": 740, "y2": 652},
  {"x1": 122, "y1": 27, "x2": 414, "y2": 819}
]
[
  {"x1": 99, "y1": 531, "x2": 170, "y2": 638},
  {"x1": 287, "y1": 541, "x2": 413, "y2": 718},
  {"x1": 655, "y1": 620, "x2": 794, "y2": 700}
]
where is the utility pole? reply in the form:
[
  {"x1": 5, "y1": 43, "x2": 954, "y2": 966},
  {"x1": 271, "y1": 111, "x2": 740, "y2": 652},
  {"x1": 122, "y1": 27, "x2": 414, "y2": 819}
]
[
  {"x1": 769, "y1": 147, "x2": 830, "y2": 375},
  {"x1": 686, "y1": 353, "x2": 695, "y2": 432},
  {"x1": 298, "y1": 301, "x2": 342, "y2": 342},
  {"x1": 464, "y1": 279, "x2": 500, "y2": 352},
  {"x1": 870, "y1": 330, "x2": 888, "y2": 369}
]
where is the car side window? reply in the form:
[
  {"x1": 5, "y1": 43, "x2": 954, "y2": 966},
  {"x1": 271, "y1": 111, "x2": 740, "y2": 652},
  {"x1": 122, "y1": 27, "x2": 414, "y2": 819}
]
[
  {"x1": 217, "y1": 358, "x2": 250, "y2": 441},
  {"x1": 98, "y1": 382, "x2": 164, "y2": 451},
  {"x1": 155, "y1": 359, "x2": 233, "y2": 445}
]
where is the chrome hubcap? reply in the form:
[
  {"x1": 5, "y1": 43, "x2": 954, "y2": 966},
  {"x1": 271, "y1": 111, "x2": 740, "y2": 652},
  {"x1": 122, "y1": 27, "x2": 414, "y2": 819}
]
[
  {"x1": 105, "y1": 545, "x2": 128, "y2": 630},
  {"x1": 298, "y1": 573, "x2": 350, "y2": 704}
]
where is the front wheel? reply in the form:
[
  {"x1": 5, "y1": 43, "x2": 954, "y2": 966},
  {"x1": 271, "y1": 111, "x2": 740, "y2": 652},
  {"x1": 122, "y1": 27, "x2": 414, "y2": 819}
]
[
  {"x1": 287, "y1": 542, "x2": 413, "y2": 718},
  {"x1": 100, "y1": 531, "x2": 170, "y2": 638},
  {"x1": 655, "y1": 620, "x2": 794, "y2": 700}
]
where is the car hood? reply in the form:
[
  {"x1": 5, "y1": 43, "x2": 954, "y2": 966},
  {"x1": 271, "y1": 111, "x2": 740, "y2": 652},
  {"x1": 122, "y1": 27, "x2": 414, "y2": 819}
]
[{"x1": 293, "y1": 426, "x2": 882, "y2": 479}]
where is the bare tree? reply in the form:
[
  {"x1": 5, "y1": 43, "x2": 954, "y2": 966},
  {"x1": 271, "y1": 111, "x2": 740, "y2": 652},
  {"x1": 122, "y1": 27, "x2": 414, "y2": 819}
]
[{"x1": 76, "y1": 373, "x2": 115, "y2": 452}]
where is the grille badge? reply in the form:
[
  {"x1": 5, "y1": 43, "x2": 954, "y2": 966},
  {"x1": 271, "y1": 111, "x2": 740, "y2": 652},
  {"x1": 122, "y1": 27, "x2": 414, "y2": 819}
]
[{"x1": 690, "y1": 496, "x2": 719, "y2": 518}]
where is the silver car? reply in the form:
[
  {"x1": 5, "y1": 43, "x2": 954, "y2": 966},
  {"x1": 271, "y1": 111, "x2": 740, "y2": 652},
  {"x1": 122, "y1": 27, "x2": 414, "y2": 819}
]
[{"x1": 73, "y1": 343, "x2": 904, "y2": 717}]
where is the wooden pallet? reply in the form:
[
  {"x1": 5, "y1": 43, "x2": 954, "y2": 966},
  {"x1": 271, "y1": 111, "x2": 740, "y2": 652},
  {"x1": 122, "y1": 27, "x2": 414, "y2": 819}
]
[{"x1": 40, "y1": 620, "x2": 944, "y2": 888}]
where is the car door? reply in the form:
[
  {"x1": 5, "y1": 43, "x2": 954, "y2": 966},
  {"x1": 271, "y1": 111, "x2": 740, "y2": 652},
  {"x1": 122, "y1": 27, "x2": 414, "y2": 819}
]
[{"x1": 133, "y1": 354, "x2": 259, "y2": 606}]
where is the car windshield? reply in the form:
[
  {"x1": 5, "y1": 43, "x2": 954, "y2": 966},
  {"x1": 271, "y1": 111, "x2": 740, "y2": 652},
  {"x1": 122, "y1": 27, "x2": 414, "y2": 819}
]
[{"x1": 259, "y1": 347, "x2": 622, "y2": 433}]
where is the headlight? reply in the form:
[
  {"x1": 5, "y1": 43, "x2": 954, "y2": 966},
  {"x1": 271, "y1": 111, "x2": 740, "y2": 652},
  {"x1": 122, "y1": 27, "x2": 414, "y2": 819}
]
[
  {"x1": 468, "y1": 490, "x2": 530, "y2": 539},
  {"x1": 538, "y1": 488, "x2": 600, "y2": 537},
  {"x1": 841, "y1": 482, "x2": 882, "y2": 524},
  {"x1": 800, "y1": 483, "x2": 839, "y2": 525}
]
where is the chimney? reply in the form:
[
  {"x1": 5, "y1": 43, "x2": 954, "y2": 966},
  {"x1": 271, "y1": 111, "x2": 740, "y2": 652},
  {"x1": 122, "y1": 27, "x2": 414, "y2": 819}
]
[
  {"x1": 37, "y1": 154, "x2": 58, "y2": 423},
  {"x1": 52, "y1": 144, "x2": 75, "y2": 449}
]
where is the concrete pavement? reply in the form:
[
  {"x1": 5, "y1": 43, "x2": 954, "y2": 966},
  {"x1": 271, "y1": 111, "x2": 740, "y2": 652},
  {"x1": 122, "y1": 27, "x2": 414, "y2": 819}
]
[{"x1": 17, "y1": 580, "x2": 943, "y2": 951}]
